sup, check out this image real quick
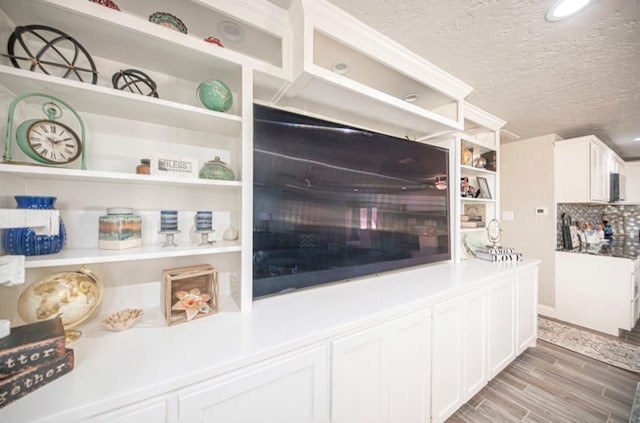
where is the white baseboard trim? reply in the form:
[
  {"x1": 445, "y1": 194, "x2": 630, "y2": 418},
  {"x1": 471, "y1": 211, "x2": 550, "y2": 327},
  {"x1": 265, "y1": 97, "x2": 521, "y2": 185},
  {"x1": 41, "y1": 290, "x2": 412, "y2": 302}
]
[{"x1": 537, "y1": 304, "x2": 556, "y2": 318}]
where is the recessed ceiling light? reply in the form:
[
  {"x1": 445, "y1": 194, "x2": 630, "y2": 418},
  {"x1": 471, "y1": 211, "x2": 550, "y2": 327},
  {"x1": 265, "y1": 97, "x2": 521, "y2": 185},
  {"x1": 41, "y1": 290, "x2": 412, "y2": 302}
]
[
  {"x1": 331, "y1": 62, "x2": 350, "y2": 75},
  {"x1": 403, "y1": 93, "x2": 419, "y2": 103},
  {"x1": 545, "y1": 0, "x2": 591, "y2": 22},
  {"x1": 633, "y1": 137, "x2": 640, "y2": 142},
  {"x1": 218, "y1": 21, "x2": 244, "y2": 42}
]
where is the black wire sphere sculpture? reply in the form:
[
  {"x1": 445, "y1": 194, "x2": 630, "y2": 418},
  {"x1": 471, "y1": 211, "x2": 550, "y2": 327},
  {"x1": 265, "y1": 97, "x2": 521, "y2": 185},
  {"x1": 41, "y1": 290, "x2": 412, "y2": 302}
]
[
  {"x1": 112, "y1": 69, "x2": 160, "y2": 98},
  {"x1": 6, "y1": 25, "x2": 98, "y2": 84}
]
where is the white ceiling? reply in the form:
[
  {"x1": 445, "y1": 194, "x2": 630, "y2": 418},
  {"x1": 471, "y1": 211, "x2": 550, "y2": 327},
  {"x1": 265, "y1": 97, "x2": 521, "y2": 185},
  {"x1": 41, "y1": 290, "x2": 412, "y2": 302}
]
[{"x1": 267, "y1": 0, "x2": 640, "y2": 159}]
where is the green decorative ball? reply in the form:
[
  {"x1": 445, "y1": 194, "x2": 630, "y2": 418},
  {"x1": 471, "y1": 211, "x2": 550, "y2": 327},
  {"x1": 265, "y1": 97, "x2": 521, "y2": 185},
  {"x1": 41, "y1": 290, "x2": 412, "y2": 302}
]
[{"x1": 197, "y1": 79, "x2": 233, "y2": 112}]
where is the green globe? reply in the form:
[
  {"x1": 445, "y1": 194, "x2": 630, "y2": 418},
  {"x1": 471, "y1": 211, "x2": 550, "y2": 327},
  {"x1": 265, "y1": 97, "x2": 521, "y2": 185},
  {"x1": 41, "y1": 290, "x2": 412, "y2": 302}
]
[{"x1": 197, "y1": 79, "x2": 233, "y2": 112}]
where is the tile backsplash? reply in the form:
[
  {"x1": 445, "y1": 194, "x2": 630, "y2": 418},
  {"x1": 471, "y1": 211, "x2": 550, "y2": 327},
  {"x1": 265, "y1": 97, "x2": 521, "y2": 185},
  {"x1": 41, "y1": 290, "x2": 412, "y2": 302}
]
[{"x1": 557, "y1": 203, "x2": 640, "y2": 247}]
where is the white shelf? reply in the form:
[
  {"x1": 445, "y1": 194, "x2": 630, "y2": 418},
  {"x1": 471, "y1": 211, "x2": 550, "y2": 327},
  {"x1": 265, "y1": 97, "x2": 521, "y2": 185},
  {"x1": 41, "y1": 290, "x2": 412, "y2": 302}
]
[
  {"x1": 0, "y1": 0, "x2": 286, "y2": 83},
  {"x1": 460, "y1": 227, "x2": 486, "y2": 233},
  {"x1": 0, "y1": 66, "x2": 242, "y2": 136},
  {"x1": 460, "y1": 197, "x2": 496, "y2": 203},
  {"x1": 276, "y1": 66, "x2": 462, "y2": 139},
  {"x1": 460, "y1": 165, "x2": 496, "y2": 176},
  {"x1": 24, "y1": 241, "x2": 242, "y2": 268},
  {"x1": 0, "y1": 163, "x2": 242, "y2": 188}
]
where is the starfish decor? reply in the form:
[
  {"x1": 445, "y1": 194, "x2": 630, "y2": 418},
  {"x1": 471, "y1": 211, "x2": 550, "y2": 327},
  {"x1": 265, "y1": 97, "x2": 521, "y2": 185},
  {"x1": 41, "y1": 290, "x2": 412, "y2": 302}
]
[{"x1": 172, "y1": 288, "x2": 212, "y2": 321}]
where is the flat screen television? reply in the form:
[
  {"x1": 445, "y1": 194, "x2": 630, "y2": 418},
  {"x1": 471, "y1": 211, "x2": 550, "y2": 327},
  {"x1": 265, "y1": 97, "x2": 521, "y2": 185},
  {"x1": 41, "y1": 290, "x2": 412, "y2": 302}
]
[{"x1": 253, "y1": 104, "x2": 450, "y2": 298}]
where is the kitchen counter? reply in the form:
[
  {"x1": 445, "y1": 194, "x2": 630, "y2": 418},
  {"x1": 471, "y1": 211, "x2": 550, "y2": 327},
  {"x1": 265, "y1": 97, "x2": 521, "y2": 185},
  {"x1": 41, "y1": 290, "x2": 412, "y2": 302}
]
[{"x1": 556, "y1": 237, "x2": 640, "y2": 260}]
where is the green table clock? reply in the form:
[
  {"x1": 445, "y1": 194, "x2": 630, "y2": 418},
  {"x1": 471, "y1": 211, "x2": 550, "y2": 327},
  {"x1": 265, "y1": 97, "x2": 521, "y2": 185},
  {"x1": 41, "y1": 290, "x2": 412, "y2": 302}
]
[{"x1": 3, "y1": 93, "x2": 87, "y2": 169}]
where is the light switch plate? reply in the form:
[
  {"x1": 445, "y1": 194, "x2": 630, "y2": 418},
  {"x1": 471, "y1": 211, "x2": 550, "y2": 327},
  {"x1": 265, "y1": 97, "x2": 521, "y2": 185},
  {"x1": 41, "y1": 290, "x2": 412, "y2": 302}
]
[
  {"x1": 502, "y1": 211, "x2": 514, "y2": 221},
  {"x1": 536, "y1": 207, "x2": 549, "y2": 216}
]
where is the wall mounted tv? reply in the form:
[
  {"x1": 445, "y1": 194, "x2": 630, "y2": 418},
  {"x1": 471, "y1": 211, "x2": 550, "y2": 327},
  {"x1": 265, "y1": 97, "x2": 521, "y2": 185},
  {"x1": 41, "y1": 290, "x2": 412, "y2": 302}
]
[{"x1": 253, "y1": 104, "x2": 450, "y2": 298}]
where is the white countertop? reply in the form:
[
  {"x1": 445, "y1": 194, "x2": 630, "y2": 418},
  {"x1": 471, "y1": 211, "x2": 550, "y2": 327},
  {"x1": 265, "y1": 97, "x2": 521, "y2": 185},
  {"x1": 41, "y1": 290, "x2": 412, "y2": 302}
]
[{"x1": 0, "y1": 258, "x2": 539, "y2": 422}]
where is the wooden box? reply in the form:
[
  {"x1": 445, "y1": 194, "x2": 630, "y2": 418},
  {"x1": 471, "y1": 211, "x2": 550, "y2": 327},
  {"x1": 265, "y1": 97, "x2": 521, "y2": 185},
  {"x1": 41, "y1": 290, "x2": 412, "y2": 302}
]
[
  {"x1": 0, "y1": 348, "x2": 74, "y2": 409},
  {"x1": 162, "y1": 264, "x2": 219, "y2": 326},
  {"x1": 0, "y1": 318, "x2": 66, "y2": 380}
]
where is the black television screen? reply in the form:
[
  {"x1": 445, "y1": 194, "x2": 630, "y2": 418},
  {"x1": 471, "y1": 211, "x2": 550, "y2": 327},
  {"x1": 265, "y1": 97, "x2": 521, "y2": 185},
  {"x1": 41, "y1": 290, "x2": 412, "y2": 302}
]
[{"x1": 253, "y1": 104, "x2": 450, "y2": 298}]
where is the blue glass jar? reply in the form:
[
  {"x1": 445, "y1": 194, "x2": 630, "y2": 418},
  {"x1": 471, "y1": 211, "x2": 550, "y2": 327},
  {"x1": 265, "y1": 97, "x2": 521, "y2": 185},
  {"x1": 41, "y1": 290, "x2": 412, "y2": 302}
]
[{"x1": 2, "y1": 196, "x2": 66, "y2": 256}]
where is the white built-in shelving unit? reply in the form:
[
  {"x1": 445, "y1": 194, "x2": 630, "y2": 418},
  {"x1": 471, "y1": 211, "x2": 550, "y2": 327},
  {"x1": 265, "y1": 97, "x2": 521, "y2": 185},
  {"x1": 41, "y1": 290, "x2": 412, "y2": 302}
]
[
  {"x1": 0, "y1": 0, "x2": 472, "y2": 320},
  {"x1": 455, "y1": 103, "x2": 505, "y2": 260},
  {"x1": 0, "y1": 0, "x2": 292, "y2": 316}
]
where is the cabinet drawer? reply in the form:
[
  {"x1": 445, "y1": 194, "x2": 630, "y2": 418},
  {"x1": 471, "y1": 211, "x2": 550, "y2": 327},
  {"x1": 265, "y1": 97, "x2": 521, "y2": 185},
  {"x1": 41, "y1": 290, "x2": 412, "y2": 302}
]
[
  {"x1": 84, "y1": 397, "x2": 171, "y2": 423},
  {"x1": 177, "y1": 346, "x2": 328, "y2": 423}
]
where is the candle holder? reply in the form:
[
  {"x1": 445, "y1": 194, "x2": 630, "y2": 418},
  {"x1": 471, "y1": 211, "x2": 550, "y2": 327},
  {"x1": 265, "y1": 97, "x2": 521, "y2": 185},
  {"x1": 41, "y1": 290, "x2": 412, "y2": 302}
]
[
  {"x1": 195, "y1": 229, "x2": 215, "y2": 246},
  {"x1": 159, "y1": 230, "x2": 181, "y2": 247}
]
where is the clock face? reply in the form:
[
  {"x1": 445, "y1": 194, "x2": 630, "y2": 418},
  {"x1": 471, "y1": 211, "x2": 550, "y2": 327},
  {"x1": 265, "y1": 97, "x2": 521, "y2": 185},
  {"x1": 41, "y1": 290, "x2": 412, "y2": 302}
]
[{"x1": 26, "y1": 120, "x2": 82, "y2": 164}]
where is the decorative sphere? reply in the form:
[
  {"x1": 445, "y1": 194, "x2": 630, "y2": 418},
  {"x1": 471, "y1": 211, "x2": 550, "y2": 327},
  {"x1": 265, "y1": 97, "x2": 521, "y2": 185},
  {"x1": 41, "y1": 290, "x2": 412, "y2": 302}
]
[
  {"x1": 197, "y1": 79, "x2": 233, "y2": 112},
  {"x1": 474, "y1": 157, "x2": 487, "y2": 169},
  {"x1": 17, "y1": 266, "x2": 103, "y2": 331}
]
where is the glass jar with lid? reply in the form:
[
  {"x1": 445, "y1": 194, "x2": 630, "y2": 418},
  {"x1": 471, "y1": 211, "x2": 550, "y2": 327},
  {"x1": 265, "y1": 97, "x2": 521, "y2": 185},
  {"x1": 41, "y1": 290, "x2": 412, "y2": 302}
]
[
  {"x1": 199, "y1": 156, "x2": 235, "y2": 180},
  {"x1": 98, "y1": 208, "x2": 142, "y2": 250}
]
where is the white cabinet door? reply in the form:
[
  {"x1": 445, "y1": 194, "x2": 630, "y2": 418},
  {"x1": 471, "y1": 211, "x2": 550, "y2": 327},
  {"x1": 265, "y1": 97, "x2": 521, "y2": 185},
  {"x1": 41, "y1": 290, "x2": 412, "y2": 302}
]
[
  {"x1": 487, "y1": 276, "x2": 516, "y2": 378},
  {"x1": 388, "y1": 309, "x2": 431, "y2": 423},
  {"x1": 84, "y1": 397, "x2": 171, "y2": 423},
  {"x1": 517, "y1": 267, "x2": 538, "y2": 354},
  {"x1": 332, "y1": 323, "x2": 388, "y2": 423},
  {"x1": 431, "y1": 298, "x2": 462, "y2": 423},
  {"x1": 556, "y1": 252, "x2": 634, "y2": 335},
  {"x1": 461, "y1": 288, "x2": 488, "y2": 402},
  {"x1": 178, "y1": 346, "x2": 329, "y2": 423},
  {"x1": 332, "y1": 309, "x2": 431, "y2": 423},
  {"x1": 590, "y1": 142, "x2": 603, "y2": 201}
]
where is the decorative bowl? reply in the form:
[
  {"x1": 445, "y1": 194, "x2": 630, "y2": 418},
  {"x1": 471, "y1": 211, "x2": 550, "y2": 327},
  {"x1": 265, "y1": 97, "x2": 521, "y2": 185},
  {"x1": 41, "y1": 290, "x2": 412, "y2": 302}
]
[
  {"x1": 199, "y1": 156, "x2": 235, "y2": 180},
  {"x1": 204, "y1": 36, "x2": 224, "y2": 47},
  {"x1": 89, "y1": 0, "x2": 120, "y2": 11},
  {"x1": 149, "y1": 12, "x2": 187, "y2": 34},
  {"x1": 101, "y1": 308, "x2": 144, "y2": 331}
]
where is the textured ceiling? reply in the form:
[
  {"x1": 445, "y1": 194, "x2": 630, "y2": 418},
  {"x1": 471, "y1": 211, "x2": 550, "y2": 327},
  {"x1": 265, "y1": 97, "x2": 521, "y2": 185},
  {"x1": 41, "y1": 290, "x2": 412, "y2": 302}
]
[{"x1": 267, "y1": 0, "x2": 640, "y2": 159}]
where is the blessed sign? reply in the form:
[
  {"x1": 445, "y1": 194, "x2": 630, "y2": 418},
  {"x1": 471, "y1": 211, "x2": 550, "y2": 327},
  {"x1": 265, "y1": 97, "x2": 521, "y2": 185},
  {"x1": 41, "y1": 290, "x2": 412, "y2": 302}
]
[{"x1": 151, "y1": 153, "x2": 198, "y2": 178}]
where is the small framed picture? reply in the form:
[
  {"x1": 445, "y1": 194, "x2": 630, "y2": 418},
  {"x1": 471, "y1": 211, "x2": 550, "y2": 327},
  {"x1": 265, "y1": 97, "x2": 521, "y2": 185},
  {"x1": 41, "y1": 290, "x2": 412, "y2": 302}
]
[{"x1": 476, "y1": 177, "x2": 492, "y2": 199}]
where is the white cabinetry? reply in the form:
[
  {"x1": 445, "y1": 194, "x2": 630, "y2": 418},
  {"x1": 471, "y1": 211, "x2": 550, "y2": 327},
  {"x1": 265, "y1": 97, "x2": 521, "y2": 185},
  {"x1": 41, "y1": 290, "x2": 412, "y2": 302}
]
[
  {"x1": 430, "y1": 271, "x2": 528, "y2": 423},
  {"x1": 431, "y1": 298, "x2": 462, "y2": 423},
  {"x1": 556, "y1": 252, "x2": 639, "y2": 335},
  {"x1": 516, "y1": 267, "x2": 538, "y2": 354},
  {"x1": 461, "y1": 288, "x2": 488, "y2": 401},
  {"x1": 84, "y1": 397, "x2": 174, "y2": 423},
  {"x1": 554, "y1": 135, "x2": 624, "y2": 203},
  {"x1": 487, "y1": 275, "x2": 516, "y2": 378},
  {"x1": 178, "y1": 346, "x2": 329, "y2": 423},
  {"x1": 331, "y1": 309, "x2": 431, "y2": 423}
]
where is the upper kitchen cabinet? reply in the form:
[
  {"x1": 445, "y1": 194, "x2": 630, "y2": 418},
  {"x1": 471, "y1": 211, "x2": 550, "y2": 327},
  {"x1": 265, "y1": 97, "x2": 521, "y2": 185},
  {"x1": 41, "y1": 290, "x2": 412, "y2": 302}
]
[
  {"x1": 271, "y1": 0, "x2": 472, "y2": 140},
  {"x1": 554, "y1": 135, "x2": 625, "y2": 203}
]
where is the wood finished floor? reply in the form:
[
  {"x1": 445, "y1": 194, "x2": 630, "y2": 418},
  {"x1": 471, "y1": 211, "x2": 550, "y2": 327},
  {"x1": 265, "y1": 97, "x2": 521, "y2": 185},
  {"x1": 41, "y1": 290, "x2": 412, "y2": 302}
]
[
  {"x1": 447, "y1": 340, "x2": 640, "y2": 423},
  {"x1": 619, "y1": 318, "x2": 640, "y2": 346}
]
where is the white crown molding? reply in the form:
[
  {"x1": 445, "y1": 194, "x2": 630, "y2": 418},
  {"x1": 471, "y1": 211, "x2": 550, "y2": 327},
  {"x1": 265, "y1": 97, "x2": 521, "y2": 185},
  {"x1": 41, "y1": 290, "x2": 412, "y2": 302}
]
[
  {"x1": 297, "y1": 0, "x2": 473, "y2": 101},
  {"x1": 464, "y1": 102, "x2": 506, "y2": 131}
]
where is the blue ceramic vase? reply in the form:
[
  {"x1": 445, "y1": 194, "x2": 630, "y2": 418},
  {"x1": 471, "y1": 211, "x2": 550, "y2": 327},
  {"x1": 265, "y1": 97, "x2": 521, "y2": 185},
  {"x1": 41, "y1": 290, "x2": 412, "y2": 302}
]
[{"x1": 3, "y1": 196, "x2": 66, "y2": 256}]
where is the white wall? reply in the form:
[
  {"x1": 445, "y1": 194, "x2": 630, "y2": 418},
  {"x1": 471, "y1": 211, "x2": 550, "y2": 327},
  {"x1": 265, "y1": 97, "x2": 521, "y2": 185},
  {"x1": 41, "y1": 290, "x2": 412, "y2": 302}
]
[{"x1": 501, "y1": 134, "x2": 560, "y2": 311}]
